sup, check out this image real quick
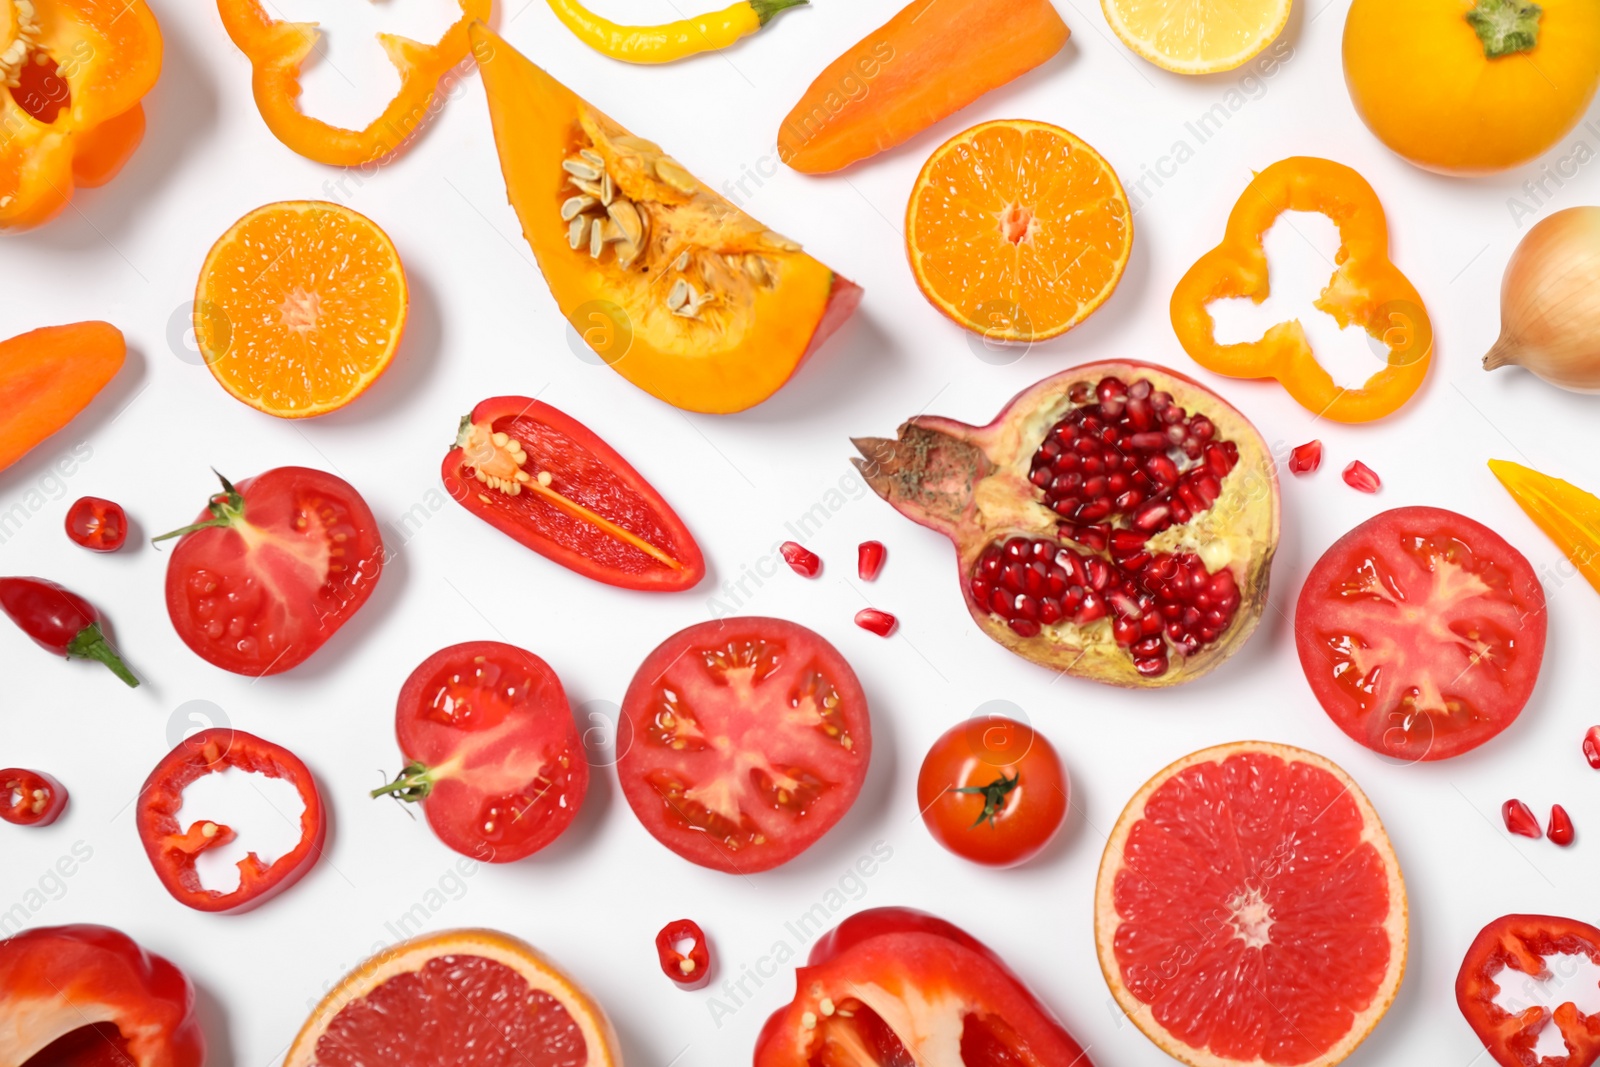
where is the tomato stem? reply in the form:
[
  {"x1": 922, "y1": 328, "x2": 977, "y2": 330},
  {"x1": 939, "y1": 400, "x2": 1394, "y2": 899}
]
[
  {"x1": 1466, "y1": 0, "x2": 1542, "y2": 58},
  {"x1": 371, "y1": 760, "x2": 435, "y2": 803},
  {"x1": 952, "y1": 773, "x2": 1019, "y2": 829},
  {"x1": 152, "y1": 471, "x2": 247, "y2": 543},
  {"x1": 67, "y1": 622, "x2": 139, "y2": 687}
]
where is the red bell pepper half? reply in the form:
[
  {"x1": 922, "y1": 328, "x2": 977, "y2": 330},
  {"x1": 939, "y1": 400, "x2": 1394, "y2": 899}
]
[
  {"x1": 656, "y1": 918, "x2": 712, "y2": 990},
  {"x1": 755, "y1": 907, "x2": 1094, "y2": 1066},
  {"x1": 1457, "y1": 913, "x2": 1600, "y2": 1067},
  {"x1": 135, "y1": 728, "x2": 325, "y2": 914},
  {"x1": 0, "y1": 924, "x2": 205, "y2": 1066},
  {"x1": 442, "y1": 396, "x2": 705, "y2": 592}
]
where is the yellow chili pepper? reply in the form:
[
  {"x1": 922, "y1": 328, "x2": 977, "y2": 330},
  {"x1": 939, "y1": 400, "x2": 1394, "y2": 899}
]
[
  {"x1": 1490, "y1": 459, "x2": 1600, "y2": 595},
  {"x1": 545, "y1": 0, "x2": 807, "y2": 63}
]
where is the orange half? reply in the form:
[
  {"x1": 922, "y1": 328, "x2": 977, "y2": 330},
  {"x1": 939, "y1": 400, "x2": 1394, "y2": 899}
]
[
  {"x1": 285, "y1": 928, "x2": 622, "y2": 1066},
  {"x1": 907, "y1": 120, "x2": 1133, "y2": 344},
  {"x1": 194, "y1": 200, "x2": 408, "y2": 418}
]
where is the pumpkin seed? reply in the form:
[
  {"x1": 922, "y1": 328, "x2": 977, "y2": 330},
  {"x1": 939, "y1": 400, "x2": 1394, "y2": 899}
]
[
  {"x1": 745, "y1": 254, "x2": 771, "y2": 286},
  {"x1": 616, "y1": 240, "x2": 641, "y2": 268},
  {"x1": 562, "y1": 158, "x2": 602, "y2": 181},
  {"x1": 673, "y1": 252, "x2": 690, "y2": 273},
  {"x1": 667, "y1": 279, "x2": 692, "y2": 311},
  {"x1": 579, "y1": 148, "x2": 605, "y2": 168},
  {"x1": 607, "y1": 200, "x2": 645, "y2": 248},
  {"x1": 568, "y1": 177, "x2": 604, "y2": 199},
  {"x1": 568, "y1": 216, "x2": 590, "y2": 251},
  {"x1": 654, "y1": 157, "x2": 697, "y2": 195},
  {"x1": 601, "y1": 172, "x2": 614, "y2": 206},
  {"x1": 764, "y1": 232, "x2": 802, "y2": 253},
  {"x1": 613, "y1": 134, "x2": 661, "y2": 153},
  {"x1": 561, "y1": 195, "x2": 597, "y2": 221},
  {"x1": 590, "y1": 217, "x2": 607, "y2": 258}
]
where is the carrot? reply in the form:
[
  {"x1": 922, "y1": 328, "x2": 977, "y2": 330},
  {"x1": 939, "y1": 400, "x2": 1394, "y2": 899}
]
[
  {"x1": 777, "y1": 0, "x2": 1070, "y2": 174},
  {"x1": 0, "y1": 322, "x2": 126, "y2": 472}
]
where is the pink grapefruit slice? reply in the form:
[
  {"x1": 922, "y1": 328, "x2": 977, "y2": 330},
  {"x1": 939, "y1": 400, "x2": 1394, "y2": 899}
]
[
  {"x1": 284, "y1": 929, "x2": 621, "y2": 1066},
  {"x1": 1095, "y1": 741, "x2": 1407, "y2": 1067}
]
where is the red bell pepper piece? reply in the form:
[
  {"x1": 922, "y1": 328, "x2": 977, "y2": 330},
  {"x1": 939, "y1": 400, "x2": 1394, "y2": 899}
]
[
  {"x1": 1457, "y1": 914, "x2": 1600, "y2": 1067},
  {"x1": 0, "y1": 768, "x2": 67, "y2": 826},
  {"x1": 755, "y1": 907, "x2": 1093, "y2": 1065},
  {"x1": 0, "y1": 924, "x2": 204, "y2": 1066},
  {"x1": 0, "y1": 575, "x2": 139, "y2": 686},
  {"x1": 135, "y1": 728, "x2": 325, "y2": 914},
  {"x1": 656, "y1": 919, "x2": 712, "y2": 990}
]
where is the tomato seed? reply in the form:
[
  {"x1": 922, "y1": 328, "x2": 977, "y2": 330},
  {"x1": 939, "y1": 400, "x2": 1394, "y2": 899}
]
[
  {"x1": 779, "y1": 541, "x2": 821, "y2": 578},
  {"x1": 1549, "y1": 804, "x2": 1575, "y2": 847},
  {"x1": 1585, "y1": 726, "x2": 1600, "y2": 768},
  {"x1": 1503, "y1": 799, "x2": 1542, "y2": 838},
  {"x1": 1342, "y1": 461, "x2": 1381, "y2": 493},
  {"x1": 858, "y1": 540, "x2": 886, "y2": 581},
  {"x1": 1288, "y1": 440, "x2": 1322, "y2": 475},
  {"x1": 854, "y1": 608, "x2": 897, "y2": 637}
]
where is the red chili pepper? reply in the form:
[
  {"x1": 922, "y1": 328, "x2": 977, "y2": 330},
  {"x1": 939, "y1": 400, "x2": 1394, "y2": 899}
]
[
  {"x1": 656, "y1": 919, "x2": 712, "y2": 990},
  {"x1": 135, "y1": 728, "x2": 325, "y2": 914},
  {"x1": 780, "y1": 541, "x2": 822, "y2": 577},
  {"x1": 0, "y1": 575, "x2": 138, "y2": 686},
  {"x1": 1502, "y1": 798, "x2": 1541, "y2": 838},
  {"x1": 854, "y1": 608, "x2": 897, "y2": 636},
  {"x1": 1549, "y1": 804, "x2": 1575, "y2": 847},
  {"x1": 1584, "y1": 726, "x2": 1600, "y2": 769},
  {"x1": 65, "y1": 495, "x2": 129, "y2": 551},
  {"x1": 857, "y1": 540, "x2": 886, "y2": 580},
  {"x1": 1, "y1": 768, "x2": 67, "y2": 826},
  {"x1": 0, "y1": 924, "x2": 205, "y2": 1067}
]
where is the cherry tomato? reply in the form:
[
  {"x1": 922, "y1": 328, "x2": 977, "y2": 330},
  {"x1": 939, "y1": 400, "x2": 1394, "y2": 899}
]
[
  {"x1": 618, "y1": 617, "x2": 872, "y2": 874},
  {"x1": 0, "y1": 576, "x2": 138, "y2": 686},
  {"x1": 656, "y1": 919, "x2": 712, "y2": 990},
  {"x1": 1, "y1": 769, "x2": 67, "y2": 827},
  {"x1": 373, "y1": 642, "x2": 589, "y2": 863},
  {"x1": 156, "y1": 469, "x2": 384, "y2": 676},
  {"x1": 65, "y1": 496, "x2": 128, "y2": 551},
  {"x1": 1296, "y1": 506, "x2": 1546, "y2": 762},
  {"x1": 1457, "y1": 914, "x2": 1600, "y2": 1067},
  {"x1": 916, "y1": 716, "x2": 1067, "y2": 867}
]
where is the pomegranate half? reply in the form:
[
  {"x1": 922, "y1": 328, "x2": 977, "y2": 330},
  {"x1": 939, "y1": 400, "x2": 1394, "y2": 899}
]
[{"x1": 854, "y1": 361, "x2": 1279, "y2": 687}]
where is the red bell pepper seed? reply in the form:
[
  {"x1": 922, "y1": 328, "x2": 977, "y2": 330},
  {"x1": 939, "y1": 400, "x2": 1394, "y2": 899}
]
[
  {"x1": 1342, "y1": 460, "x2": 1381, "y2": 493},
  {"x1": 1549, "y1": 805, "x2": 1575, "y2": 847},
  {"x1": 780, "y1": 541, "x2": 821, "y2": 578},
  {"x1": 855, "y1": 608, "x2": 897, "y2": 637},
  {"x1": 1288, "y1": 440, "x2": 1322, "y2": 475},
  {"x1": 1584, "y1": 726, "x2": 1600, "y2": 769},
  {"x1": 858, "y1": 540, "x2": 886, "y2": 581},
  {"x1": 1502, "y1": 799, "x2": 1542, "y2": 839},
  {"x1": 655, "y1": 919, "x2": 712, "y2": 990}
]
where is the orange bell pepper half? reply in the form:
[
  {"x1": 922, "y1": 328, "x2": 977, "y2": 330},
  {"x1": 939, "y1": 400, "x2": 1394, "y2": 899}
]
[
  {"x1": 1170, "y1": 156, "x2": 1432, "y2": 423},
  {"x1": 218, "y1": 0, "x2": 492, "y2": 167},
  {"x1": 0, "y1": 0, "x2": 163, "y2": 232},
  {"x1": 1490, "y1": 459, "x2": 1600, "y2": 596}
]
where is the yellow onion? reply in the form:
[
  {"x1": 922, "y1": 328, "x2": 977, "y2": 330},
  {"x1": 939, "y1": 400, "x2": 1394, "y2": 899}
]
[{"x1": 1484, "y1": 206, "x2": 1600, "y2": 392}]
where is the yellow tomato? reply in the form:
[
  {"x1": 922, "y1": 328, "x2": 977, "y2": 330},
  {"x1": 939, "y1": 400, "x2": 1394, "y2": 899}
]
[{"x1": 1343, "y1": 0, "x2": 1600, "y2": 173}]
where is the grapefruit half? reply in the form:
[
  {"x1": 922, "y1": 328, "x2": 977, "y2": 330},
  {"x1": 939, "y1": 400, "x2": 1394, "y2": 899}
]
[
  {"x1": 1095, "y1": 741, "x2": 1406, "y2": 1067},
  {"x1": 284, "y1": 929, "x2": 621, "y2": 1066}
]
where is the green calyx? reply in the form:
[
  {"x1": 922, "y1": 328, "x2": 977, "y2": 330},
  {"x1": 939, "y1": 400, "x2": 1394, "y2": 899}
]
[
  {"x1": 753, "y1": 0, "x2": 808, "y2": 26},
  {"x1": 67, "y1": 622, "x2": 139, "y2": 688},
  {"x1": 952, "y1": 773, "x2": 1020, "y2": 829},
  {"x1": 1466, "y1": 0, "x2": 1543, "y2": 59},
  {"x1": 152, "y1": 471, "x2": 246, "y2": 544},
  {"x1": 454, "y1": 414, "x2": 475, "y2": 450},
  {"x1": 371, "y1": 761, "x2": 435, "y2": 803}
]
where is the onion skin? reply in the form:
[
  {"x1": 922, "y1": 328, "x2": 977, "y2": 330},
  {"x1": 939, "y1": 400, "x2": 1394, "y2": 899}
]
[{"x1": 1484, "y1": 206, "x2": 1600, "y2": 392}]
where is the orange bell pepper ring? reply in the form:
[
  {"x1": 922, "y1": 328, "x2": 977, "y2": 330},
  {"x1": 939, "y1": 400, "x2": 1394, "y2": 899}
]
[
  {"x1": 1170, "y1": 156, "x2": 1433, "y2": 423},
  {"x1": 218, "y1": 0, "x2": 492, "y2": 167},
  {"x1": 0, "y1": 0, "x2": 163, "y2": 232}
]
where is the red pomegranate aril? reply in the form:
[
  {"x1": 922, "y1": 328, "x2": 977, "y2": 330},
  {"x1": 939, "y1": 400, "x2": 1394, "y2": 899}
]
[
  {"x1": 1133, "y1": 503, "x2": 1170, "y2": 531},
  {"x1": 1127, "y1": 432, "x2": 1166, "y2": 450},
  {"x1": 1038, "y1": 598, "x2": 1064, "y2": 625},
  {"x1": 1146, "y1": 455, "x2": 1178, "y2": 485},
  {"x1": 1549, "y1": 805, "x2": 1575, "y2": 846},
  {"x1": 1289, "y1": 440, "x2": 1323, "y2": 475},
  {"x1": 1503, "y1": 799, "x2": 1542, "y2": 838},
  {"x1": 1585, "y1": 726, "x2": 1600, "y2": 769},
  {"x1": 854, "y1": 608, "x2": 897, "y2": 637},
  {"x1": 780, "y1": 541, "x2": 821, "y2": 577},
  {"x1": 1343, "y1": 460, "x2": 1381, "y2": 493}
]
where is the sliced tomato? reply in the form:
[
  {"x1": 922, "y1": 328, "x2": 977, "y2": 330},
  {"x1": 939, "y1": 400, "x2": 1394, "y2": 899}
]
[
  {"x1": 1457, "y1": 914, "x2": 1600, "y2": 1067},
  {"x1": 617, "y1": 618, "x2": 871, "y2": 874},
  {"x1": 755, "y1": 907, "x2": 1093, "y2": 1067},
  {"x1": 441, "y1": 396, "x2": 704, "y2": 592},
  {"x1": 374, "y1": 641, "x2": 589, "y2": 863},
  {"x1": 1295, "y1": 506, "x2": 1547, "y2": 762},
  {"x1": 159, "y1": 468, "x2": 384, "y2": 676}
]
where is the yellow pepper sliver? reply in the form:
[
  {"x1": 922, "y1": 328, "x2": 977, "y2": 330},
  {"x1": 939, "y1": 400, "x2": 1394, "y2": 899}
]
[{"x1": 1490, "y1": 459, "x2": 1600, "y2": 595}]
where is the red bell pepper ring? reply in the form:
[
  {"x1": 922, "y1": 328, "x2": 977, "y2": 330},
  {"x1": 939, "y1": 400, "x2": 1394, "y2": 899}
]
[
  {"x1": 656, "y1": 919, "x2": 712, "y2": 990},
  {"x1": 135, "y1": 728, "x2": 325, "y2": 914},
  {"x1": 0, "y1": 924, "x2": 205, "y2": 1066},
  {"x1": 1, "y1": 767, "x2": 67, "y2": 826},
  {"x1": 755, "y1": 907, "x2": 1093, "y2": 1066},
  {"x1": 1457, "y1": 913, "x2": 1600, "y2": 1067}
]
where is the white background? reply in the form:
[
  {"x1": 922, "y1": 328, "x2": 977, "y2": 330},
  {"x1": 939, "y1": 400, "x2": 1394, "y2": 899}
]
[{"x1": 4, "y1": 0, "x2": 1600, "y2": 1063}]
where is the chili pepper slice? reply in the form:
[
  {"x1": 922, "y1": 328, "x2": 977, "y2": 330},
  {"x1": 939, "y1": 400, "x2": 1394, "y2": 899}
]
[
  {"x1": 656, "y1": 919, "x2": 712, "y2": 989},
  {"x1": 66, "y1": 495, "x2": 129, "y2": 551},
  {"x1": 1170, "y1": 156, "x2": 1433, "y2": 423},
  {"x1": 135, "y1": 728, "x2": 325, "y2": 914},
  {"x1": 545, "y1": 0, "x2": 807, "y2": 64},
  {"x1": 0, "y1": 924, "x2": 205, "y2": 1066},
  {"x1": 441, "y1": 396, "x2": 705, "y2": 591},
  {"x1": 1, "y1": 767, "x2": 67, "y2": 826},
  {"x1": 216, "y1": 0, "x2": 490, "y2": 166},
  {"x1": 0, "y1": 575, "x2": 138, "y2": 686},
  {"x1": 1457, "y1": 914, "x2": 1600, "y2": 1067}
]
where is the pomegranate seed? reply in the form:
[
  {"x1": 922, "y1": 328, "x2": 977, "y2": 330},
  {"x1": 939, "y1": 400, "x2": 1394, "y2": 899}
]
[
  {"x1": 857, "y1": 540, "x2": 886, "y2": 581},
  {"x1": 1549, "y1": 805, "x2": 1575, "y2": 847},
  {"x1": 779, "y1": 542, "x2": 821, "y2": 578},
  {"x1": 1584, "y1": 726, "x2": 1600, "y2": 768},
  {"x1": 1342, "y1": 460, "x2": 1381, "y2": 493},
  {"x1": 854, "y1": 608, "x2": 897, "y2": 637},
  {"x1": 1288, "y1": 440, "x2": 1323, "y2": 475},
  {"x1": 1503, "y1": 799, "x2": 1542, "y2": 839}
]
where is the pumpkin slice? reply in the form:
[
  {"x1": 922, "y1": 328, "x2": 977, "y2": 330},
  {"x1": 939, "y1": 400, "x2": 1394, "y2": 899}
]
[{"x1": 473, "y1": 24, "x2": 862, "y2": 415}]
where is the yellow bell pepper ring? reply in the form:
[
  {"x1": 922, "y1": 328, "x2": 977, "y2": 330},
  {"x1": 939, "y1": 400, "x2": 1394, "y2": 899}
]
[
  {"x1": 1169, "y1": 156, "x2": 1434, "y2": 423},
  {"x1": 546, "y1": 0, "x2": 808, "y2": 64},
  {"x1": 217, "y1": 0, "x2": 492, "y2": 167}
]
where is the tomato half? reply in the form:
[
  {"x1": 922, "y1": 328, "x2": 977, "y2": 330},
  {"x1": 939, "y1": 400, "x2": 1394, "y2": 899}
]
[
  {"x1": 917, "y1": 716, "x2": 1067, "y2": 868},
  {"x1": 1457, "y1": 914, "x2": 1600, "y2": 1067},
  {"x1": 159, "y1": 468, "x2": 384, "y2": 676},
  {"x1": 373, "y1": 641, "x2": 589, "y2": 863},
  {"x1": 617, "y1": 617, "x2": 871, "y2": 874},
  {"x1": 442, "y1": 396, "x2": 705, "y2": 592},
  {"x1": 1295, "y1": 506, "x2": 1547, "y2": 761},
  {"x1": 1, "y1": 768, "x2": 68, "y2": 827},
  {"x1": 65, "y1": 496, "x2": 128, "y2": 551}
]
